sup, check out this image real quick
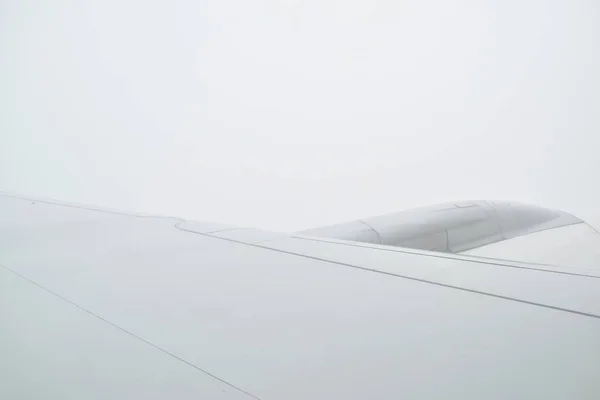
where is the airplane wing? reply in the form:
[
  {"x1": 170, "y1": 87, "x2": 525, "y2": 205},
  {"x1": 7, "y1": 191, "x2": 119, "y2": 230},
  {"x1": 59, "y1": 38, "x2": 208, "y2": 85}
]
[{"x1": 1, "y1": 193, "x2": 599, "y2": 399}]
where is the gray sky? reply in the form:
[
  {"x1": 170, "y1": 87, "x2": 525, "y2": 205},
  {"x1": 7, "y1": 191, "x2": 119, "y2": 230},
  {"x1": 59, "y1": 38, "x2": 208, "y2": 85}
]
[{"x1": 1, "y1": 0, "x2": 599, "y2": 231}]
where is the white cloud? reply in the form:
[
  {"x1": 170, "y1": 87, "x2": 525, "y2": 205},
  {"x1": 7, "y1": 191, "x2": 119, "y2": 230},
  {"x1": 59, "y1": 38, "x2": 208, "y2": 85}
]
[{"x1": 1, "y1": 0, "x2": 599, "y2": 230}]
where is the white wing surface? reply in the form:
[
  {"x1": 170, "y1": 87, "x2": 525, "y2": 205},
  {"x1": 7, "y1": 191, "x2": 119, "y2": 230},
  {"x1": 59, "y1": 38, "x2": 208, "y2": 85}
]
[{"x1": 1, "y1": 193, "x2": 599, "y2": 399}]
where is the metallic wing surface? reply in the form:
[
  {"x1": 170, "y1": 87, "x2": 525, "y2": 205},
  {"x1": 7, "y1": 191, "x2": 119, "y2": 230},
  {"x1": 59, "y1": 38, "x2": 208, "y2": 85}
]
[{"x1": 1, "y1": 193, "x2": 599, "y2": 399}]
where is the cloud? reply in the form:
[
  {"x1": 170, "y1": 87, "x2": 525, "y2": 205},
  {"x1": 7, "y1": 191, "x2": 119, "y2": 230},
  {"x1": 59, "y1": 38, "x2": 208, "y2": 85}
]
[{"x1": 1, "y1": 0, "x2": 599, "y2": 230}]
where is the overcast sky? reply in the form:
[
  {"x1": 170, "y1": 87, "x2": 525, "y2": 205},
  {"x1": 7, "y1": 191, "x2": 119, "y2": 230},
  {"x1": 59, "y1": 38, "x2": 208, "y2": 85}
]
[{"x1": 1, "y1": 0, "x2": 599, "y2": 231}]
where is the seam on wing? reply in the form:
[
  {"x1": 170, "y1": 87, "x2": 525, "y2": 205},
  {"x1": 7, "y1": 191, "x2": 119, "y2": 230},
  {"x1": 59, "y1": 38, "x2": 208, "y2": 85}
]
[
  {"x1": 174, "y1": 223, "x2": 600, "y2": 320},
  {"x1": 357, "y1": 219, "x2": 383, "y2": 244},
  {"x1": 290, "y1": 235, "x2": 600, "y2": 279},
  {"x1": 0, "y1": 263, "x2": 262, "y2": 400},
  {"x1": 205, "y1": 227, "x2": 250, "y2": 234}
]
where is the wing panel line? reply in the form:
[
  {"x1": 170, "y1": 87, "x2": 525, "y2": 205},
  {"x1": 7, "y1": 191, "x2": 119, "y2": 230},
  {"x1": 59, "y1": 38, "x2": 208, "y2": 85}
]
[
  {"x1": 174, "y1": 223, "x2": 600, "y2": 320},
  {"x1": 0, "y1": 263, "x2": 262, "y2": 400},
  {"x1": 291, "y1": 235, "x2": 600, "y2": 279}
]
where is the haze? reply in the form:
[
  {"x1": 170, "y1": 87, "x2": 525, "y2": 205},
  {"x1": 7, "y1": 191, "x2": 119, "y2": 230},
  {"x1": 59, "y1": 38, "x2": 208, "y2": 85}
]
[{"x1": 1, "y1": 0, "x2": 599, "y2": 231}]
